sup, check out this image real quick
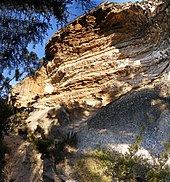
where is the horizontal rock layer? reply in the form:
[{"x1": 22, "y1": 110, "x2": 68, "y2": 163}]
[
  {"x1": 11, "y1": 1, "x2": 170, "y2": 110},
  {"x1": 6, "y1": 1, "x2": 170, "y2": 181}
]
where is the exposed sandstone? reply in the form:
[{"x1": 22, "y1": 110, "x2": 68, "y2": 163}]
[
  {"x1": 6, "y1": 0, "x2": 170, "y2": 181},
  {"x1": 11, "y1": 0, "x2": 170, "y2": 111}
]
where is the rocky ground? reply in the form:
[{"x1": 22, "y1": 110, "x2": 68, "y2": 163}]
[
  {"x1": 3, "y1": 76, "x2": 170, "y2": 181},
  {"x1": 28, "y1": 75, "x2": 170, "y2": 160}
]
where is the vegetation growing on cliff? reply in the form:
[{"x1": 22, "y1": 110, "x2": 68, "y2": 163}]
[
  {"x1": 73, "y1": 146, "x2": 170, "y2": 181},
  {"x1": 0, "y1": 98, "x2": 14, "y2": 139}
]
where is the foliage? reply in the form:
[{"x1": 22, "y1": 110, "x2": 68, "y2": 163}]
[
  {"x1": 164, "y1": 136, "x2": 170, "y2": 152},
  {"x1": 0, "y1": 100, "x2": 29, "y2": 141},
  {"x1": 73, "y1": 132, "x2": 170, "y2": 182},
  {"x1": 30, "y1": 125, "x2": 77, "y2": 163},
  {"x1": 33, "y1": 137, "x2": 54, "y2": 156},
  {"x1": 0, "y1": 0, "x2": 95, "y2": 96},
  {"x1": 74, "y1": 153, "x2": 112, "y2": 182},
  {"x1": 8, "y1": 111, "x2": 29, "y2": 133},
  {"x1": 0, "y1": 98, "x2": 12, "y2": 180},
  {"x1": 6, "y1": 112, "x2": 29, "y2": 137},
  {"x1": 0, "y1": 98, "x2": 14, "y2": 140},
  {"x1": 31, "y1": 131, "x2": 65, "y2": 162},
  {"x1": 73, "y1": 146, "x2": 170, "y2": 182},
  {"x1": 97, "y1": 144, "x2": 170, "y2": 181}
]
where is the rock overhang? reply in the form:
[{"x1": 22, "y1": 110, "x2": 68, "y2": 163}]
[{"x1": 11, "y1": 0, "x2": 170, "y2": 110}]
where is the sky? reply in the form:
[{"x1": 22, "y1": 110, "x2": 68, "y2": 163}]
[
  {"x1": 10, "y1": 0, "x2": 142, "y2": 86},
  {"x1": 28, "y1": 0, "x2": 142, "y2": 59}
]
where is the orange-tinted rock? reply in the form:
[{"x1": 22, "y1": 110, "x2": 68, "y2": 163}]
[{"x1": 11, "y1": 1, "x2": 170, "y2": 110}]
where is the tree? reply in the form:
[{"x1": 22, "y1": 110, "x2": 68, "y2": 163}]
[{"x1": 0, "y1": 0, "x2": 94, "y2": 97}]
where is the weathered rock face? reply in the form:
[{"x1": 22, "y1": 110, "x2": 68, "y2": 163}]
[
  {"x1": 12, "y1": 0, "x2": 170, "y2": 110},
  {"x1": 11, "y1": 67, "x2": 48, "y2": 107},
  {"x1": 6, "y1": 1, "x2": 170, "y2": 181}
]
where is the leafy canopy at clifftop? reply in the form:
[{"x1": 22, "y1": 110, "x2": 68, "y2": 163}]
[{"x1": 0, "y1": 0, "x2": 142, "y2": 97}]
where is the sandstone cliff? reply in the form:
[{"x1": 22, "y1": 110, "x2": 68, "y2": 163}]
[
  {"x1": 4, "y1": 0, "x2": 170, "y2": 181},
  {"x1": 12, "y1": 0, "x2": 170, "y2": 110}
]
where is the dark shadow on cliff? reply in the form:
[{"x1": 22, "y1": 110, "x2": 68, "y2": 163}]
[
  {"x1": 87, "y1": 87, "x2": 170, "y2": 153},
  {"x1": 31, "y1": 122, "x2": 78, "y2": 182},
  {"x1": 88, "y1": 87, "x2": 167, "y2": 129}
]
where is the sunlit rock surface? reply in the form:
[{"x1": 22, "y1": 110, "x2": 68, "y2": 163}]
[
  {"x1": 12, "y1": 0, "x2": 170, "y2": 109},
  {"x1": 6, "y1": 1, "x2": 170, "y2": 181}
]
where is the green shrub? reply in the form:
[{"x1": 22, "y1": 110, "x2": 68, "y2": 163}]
[
  {"x1": 31, "y1": 126, "x2": 77, "y2": 163},
  {"x1": 5, "y1": 112, "x2": 29, "y2": 139},
  {"x1": 95, "y1": 144, "x2": 170, "y2": 181},
  {"x1": 34, "y1": 137, "x2": 54, "y2": 154},
  {"x1": 74, "y1": 132, "x2": 170, "y2": 182},
  {"x1": 74, "y1": 152, "x2": 112, "y2": 182},
  {"x1": 0, "y1": 98, "x2": 14, "y2": 138}
]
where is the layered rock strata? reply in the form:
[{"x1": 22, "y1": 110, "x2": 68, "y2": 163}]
[
  {"x1": 6, "y1": 1, "x2": 170, "y2": 181},
  {"x1": 12, "y1": 0, "x2": 170, "y2": 111}
]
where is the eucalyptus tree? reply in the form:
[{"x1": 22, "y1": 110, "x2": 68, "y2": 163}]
[{"x1": 0, "y1": 0, "x2": 94, "y2": 96}]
